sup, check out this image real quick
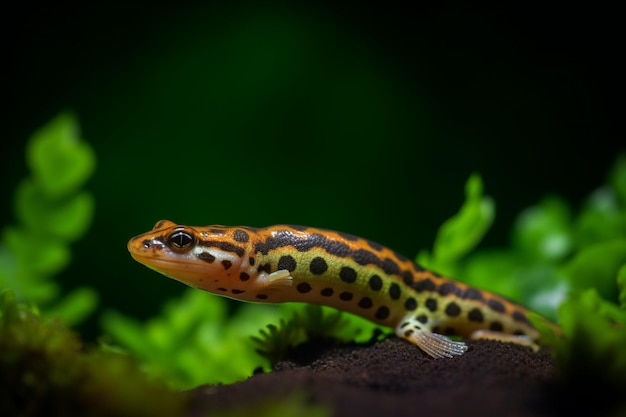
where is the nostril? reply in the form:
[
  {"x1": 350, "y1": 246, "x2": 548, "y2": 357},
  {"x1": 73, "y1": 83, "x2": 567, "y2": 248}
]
[{"x1": 143, "y1": 240, "x2": 151, "y2": 249}]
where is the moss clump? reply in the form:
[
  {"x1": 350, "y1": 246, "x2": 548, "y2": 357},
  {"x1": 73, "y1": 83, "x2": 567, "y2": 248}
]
[{"x1": 0, "y1": 290, "x2": 186, "y2": 417}]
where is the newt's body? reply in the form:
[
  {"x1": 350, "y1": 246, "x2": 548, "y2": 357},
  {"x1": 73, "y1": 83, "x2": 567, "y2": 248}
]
[{"x1": 128, "y1": 220, "x2": 548, "y2": 358}]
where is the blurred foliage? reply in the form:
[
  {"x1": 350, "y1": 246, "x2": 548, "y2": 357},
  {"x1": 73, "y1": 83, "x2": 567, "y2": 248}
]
[
  {"x1": 418, "y1": 156, "x2": 626, "y2": 413},
  {"x1": 0, "y1": 290, "x2": 186, "y2": 417},
  {"x1": 418, "y1": 161, "x2": 626, "y2": 321},
  {"x1": 417, "y1": 173, "x2": 495, "y2": 276},
  {"x1": 554, "y1": 289, "x2": 626, "y2": 415},
  {"x1": 0, "y1": 114, "x2": 97, "y2": 326},
  {"x1": 101, "y1": 289, "x2": 283, "y2": 389}
]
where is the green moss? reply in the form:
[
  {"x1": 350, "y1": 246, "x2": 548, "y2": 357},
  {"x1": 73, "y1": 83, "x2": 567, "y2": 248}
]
[
  {"x1": 0, "y1": 290, "x2": 186, "y2": 417},
  {"x1": 417, "y1": 173, "x2": 495, "y2": 276}
]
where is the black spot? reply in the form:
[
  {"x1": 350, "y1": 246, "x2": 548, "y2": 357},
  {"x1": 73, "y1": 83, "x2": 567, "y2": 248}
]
[
  {"x1": 404, "y1": 298, "x2": 417, "y2": 311},
  {"x1": 358, "y1": 297, "x2": 373, "y2": 309},
  {"x1": 462, "y1": 288, "x2": 484, "y2": 300},
  {"x1": 222, "y1": 260, "x2": 232, "y2": 270},
  {"x1": 232, "y1": 289, "x2": 245, "y2": 294},
  {"x1": 375, "y1": 306, "x2": 390, "y2": 320},
  {"x1": 369, "y1": 275, "x2": 383, "y2": 291},
  {"x1": 512, "y1": 310, "x2": 531, "y2": 325},
  {"x1": 339, "y1": 292, "x2": 353, "y2": 301},
  {"x1": 490, "y1": 322, "x2": 503, "y2": 332},
  {"x1": 277, "y1": 255, "x2": 297, "y2": 272},
  {"x1": 256, "y1": 294, "x2": 268, "y2": 300},
  {"x1": 514, "y1": 330, "x2": 526, "y2": 336},
  {"x1": 297, "y1": 283, "x2": 312, "y2": 293},
  {"x1": 438, "y1": 282, "x2": 462, "y2": 297},
  {"x1": 389, "y1": 283, "x2": 401, "y2": 300},
  {"x1": 468, "y1": 308, "x2": 484, "y2": 322},
  {"x1": 487, "y1": 299, "x2": 506, "y2": 313},
  {"x1": 400, "y1": 322, "x2": 410, "y2": 328},
  {"x1": 198, "y1": 252, "x2": 216, "y2": 263},
  {"x1": 248, "y1": 257, "x2": 255, "y2": 266},
  {"x1": 412, "y1": 278, "x2": 436, "y2": 292},
  {"x1": 339, "y1": 266, "x2": 357, "y2": 283},
  {"x1": 239, "y1": 272, "x2": 250, "y2": 281},
  {"x1": 309, "y1": 257, "x2": 328, "y2": 275},
  {"x1": 445, "y1": 302, "x2": 461, "y2": 317},
  {"x1": 233, "y1": 229, "x2": 250, "y2": 243},
  {"x1": 257, "y1": 263, "x2": 271, "y2": 273},
  {"x1": 217, "y1": 287, "x2": 227, "y2": 292},
  {"x1": 404, "y1": 329, "x2": 414, "y2": 337},
  {"x1": 416, "y1": 314, "x2": 428, "y2": 324},
  {"x1": 401, "y1": 271, "x2": 413, "y2": 286},
  {"x1": 425, "y1": 298, "x2": 438, "y2": 312},
  {"x1": 198, "y1": 240, "x2": 245, "y2": 257},
  {"x1": 320, "y1": 288, "x2": 334, "y2": 297}
]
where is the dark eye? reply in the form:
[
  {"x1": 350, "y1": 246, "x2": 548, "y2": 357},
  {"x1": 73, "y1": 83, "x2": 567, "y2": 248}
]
[{"x1": 167, "y1": 230, "x2": 195, "y2": 251}]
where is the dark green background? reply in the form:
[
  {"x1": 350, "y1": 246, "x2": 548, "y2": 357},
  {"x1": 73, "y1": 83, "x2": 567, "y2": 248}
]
[{"x1": 2, "y1": 2, "x2": 623, "y2": 337}]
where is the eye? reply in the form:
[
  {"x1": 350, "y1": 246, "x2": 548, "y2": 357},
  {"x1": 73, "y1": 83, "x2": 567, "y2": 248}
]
[{"x1": 167, "y1": 230, "x2": 195, "y2": 251}]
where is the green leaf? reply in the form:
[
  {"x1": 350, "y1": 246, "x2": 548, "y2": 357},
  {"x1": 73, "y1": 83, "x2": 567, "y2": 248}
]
[
  {"x1": 15, "y1": 179, "x2": 94, "y2": 242},
  {"x1": 513, "y1": 196, "x2": 573, "y2": 262},
  {"x1": 562, "y1": 239, "x2": 626, "y2": 303},
  {"x1": 43, "y1": 287, "x2": 98, "y2": 326},
  {"x1": 3, "y1": 226, "x2": 70, "y2": 276},
  {"x1": 101, "y1": 311, "x2": 156, "y2": 359},
  {"x1": 431, "y1": 173, "x2": 494, "y2": 269},
  {"x1": 574, "y1": 187, "x2": 626, "y2": 247},
  {"x1": 26, "y1": 113, "x2": 96, "y2": 199}
]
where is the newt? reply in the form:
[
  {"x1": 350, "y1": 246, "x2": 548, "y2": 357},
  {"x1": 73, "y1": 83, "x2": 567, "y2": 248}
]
[{"x1": 128, "y1": 220, "x2": 555, "y2": 358}]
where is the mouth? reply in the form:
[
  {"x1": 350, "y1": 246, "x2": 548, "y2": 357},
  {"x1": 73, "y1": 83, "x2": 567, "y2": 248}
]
[{"x1": 128, "y1": 251, "x2": 210, "y2": 284}]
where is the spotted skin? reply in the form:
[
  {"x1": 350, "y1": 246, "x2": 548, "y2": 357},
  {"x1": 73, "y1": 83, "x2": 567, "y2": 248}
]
[{"x1": 128, "y1": 220, "x2": 554, "y2": 358}]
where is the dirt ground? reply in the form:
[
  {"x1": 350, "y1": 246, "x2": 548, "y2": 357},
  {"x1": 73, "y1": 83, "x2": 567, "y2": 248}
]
[{"x1": 189, "y1": 338, "x2": 620, "y2": 417}]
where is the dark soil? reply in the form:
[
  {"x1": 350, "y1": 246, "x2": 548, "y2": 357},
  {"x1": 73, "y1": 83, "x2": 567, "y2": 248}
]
[{"x1": 188, "y1": 338, "x2": 619, "y2": 417}]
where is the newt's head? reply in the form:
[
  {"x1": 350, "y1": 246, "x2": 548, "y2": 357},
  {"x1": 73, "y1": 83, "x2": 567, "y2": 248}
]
[{"x1": 127, "y1": 220, "x2": 247, "y2": 291}]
